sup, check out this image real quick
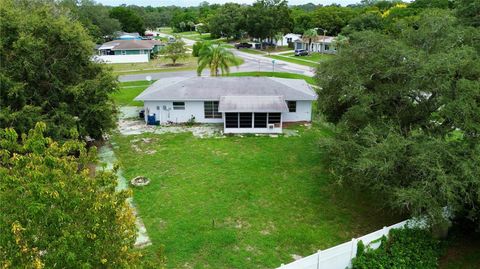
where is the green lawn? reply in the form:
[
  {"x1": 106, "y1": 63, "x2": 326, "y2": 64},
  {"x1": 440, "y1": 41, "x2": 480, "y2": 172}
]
[
  {"x1": 236, "y1": 48, "x2": 267, "y2": 55},
  {"x1": 228, "y1": 71, "x2": 316, "y2": 85},
  {"x1": 112, "y1": 127, "x2": 402, "y2": 268},
  {"x1": 109, "y1": 56, "x2": 198, "y2": 75},
  {"x1": 112, "y1": 81, "x2": 151, "y2": 106},
  {"x1": 267, "y1": 53, "x2": 334, "y2": 68}
]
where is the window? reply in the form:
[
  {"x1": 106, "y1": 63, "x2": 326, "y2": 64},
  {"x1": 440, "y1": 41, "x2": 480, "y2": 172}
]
[
  {"x1": 254, "y1": 113, "x2": 267, "y2": 128},
  {"x1": 121, "y1": 50, "x2": 126, "y2": 55},
  {"x1": 287, "y1": 101, "x2": 296, "y2": 112},
  {"x1": 287, "y1": 37, "x2": 292, "y2": 43},
  {"x1": 204, "y1": 101, "x2": 222, "y2": 119},
  {"x1": 240, "y1": 113, "x2": 253, "y2": 128},
  {"x1": 268, "y1": 113, "x2": 281, "y2": 127},
  {"x1": 325, "y1": 45, "x2": 330, "y2": 51},
  {"x1": 156, "y1": 106, "x2": 160, "y2": 110},
  {"x1": 225, "y1": 113, "x2": 238, "y2": 128},
  {"x1": 173, "y1": 102, "x2": 185, "y2": 110}
]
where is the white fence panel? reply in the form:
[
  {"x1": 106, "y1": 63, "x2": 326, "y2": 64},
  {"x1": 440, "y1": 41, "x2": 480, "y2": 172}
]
[
  {"x1": 278, "y1": 219, "x2": 415, "y2": 269},
  {"x1": 92, "y1": 54, "x2": 149, "y2": 64}
]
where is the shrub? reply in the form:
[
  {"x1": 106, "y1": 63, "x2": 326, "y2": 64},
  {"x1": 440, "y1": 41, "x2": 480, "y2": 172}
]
[{"x1": 352, "y1": 228, "x2": 441, "y2": 269}]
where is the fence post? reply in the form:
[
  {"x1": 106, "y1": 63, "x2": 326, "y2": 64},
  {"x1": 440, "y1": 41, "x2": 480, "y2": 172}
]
[
  {"x1": 350, "y1": 238, "x2": 357, "y2": 260},
  {"x1": 316, "y1": 249, "x2": 322, "y2": 269}
]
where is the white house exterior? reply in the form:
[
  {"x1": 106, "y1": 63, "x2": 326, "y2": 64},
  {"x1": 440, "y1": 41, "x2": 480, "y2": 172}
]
[
  {"x1": 276, "y1": 33, "x2": 302, "y2": 47},
  {"x1": 134, "y1": 77, "x2": 317, "y2": 134},
  {"x1": 294, "y1": 35, "x2": 337, "y2": 54}
]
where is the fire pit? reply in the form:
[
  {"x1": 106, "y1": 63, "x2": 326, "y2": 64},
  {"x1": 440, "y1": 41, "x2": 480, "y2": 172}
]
[{"x1": 130, "y1": 176, "x2": 150, "y2": 187}]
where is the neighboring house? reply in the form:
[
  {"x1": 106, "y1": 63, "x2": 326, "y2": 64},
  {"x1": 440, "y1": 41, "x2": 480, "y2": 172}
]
[
  {"x1": 134, "y1": 77, "x2": 317, "y2": 134},
  {"x1": 97, "y1": 39, "x2": 164, "y2": 57},
  {"x1": 252, "y1": 34, "x2": 300, "y2": 47},
  {"x1": 275, "y1": 33, "x2": 302, "y2": 47},
  {"x1": 94, "y1": 39, "x2": 164, "y2": 64},
  {"x1": 294, "y1": 35, "x2": 337, "y2": 54}
]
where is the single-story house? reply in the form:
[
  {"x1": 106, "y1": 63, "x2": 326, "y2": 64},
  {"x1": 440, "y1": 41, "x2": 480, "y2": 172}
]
[
  {"x1": 97, "y1": 39, "x2": 164, "y2": 57},
  {"x1": 294, "y1": 35, "x2": 337, "y2": 54},
  {"x1": 134, "y1": 77, "x2": 317, "y2": 134}
]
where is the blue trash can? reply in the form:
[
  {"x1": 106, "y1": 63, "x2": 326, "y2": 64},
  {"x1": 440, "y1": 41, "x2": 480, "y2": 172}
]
[{"x1": 147, "y1": 114, "x2": 156, "y2": 125}]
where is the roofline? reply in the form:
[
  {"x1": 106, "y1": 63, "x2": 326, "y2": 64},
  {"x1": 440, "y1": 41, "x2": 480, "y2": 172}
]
[{"x1": 135, "y1": 98, "x2": 317, "y2": 101}]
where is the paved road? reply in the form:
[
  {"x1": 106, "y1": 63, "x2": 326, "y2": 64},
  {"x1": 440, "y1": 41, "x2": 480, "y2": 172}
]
[{"x1": 118, "y1": 36, "x2": 315, "y2": 82}]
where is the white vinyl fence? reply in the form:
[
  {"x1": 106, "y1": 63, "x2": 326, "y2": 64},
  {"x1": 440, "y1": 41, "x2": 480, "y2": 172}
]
[
  {"x1": 277, "y1": 219, "x2": 418, "y2": 269},
  {"x1": 92, "y1": 54, "x2": 149, "y2": 64}
]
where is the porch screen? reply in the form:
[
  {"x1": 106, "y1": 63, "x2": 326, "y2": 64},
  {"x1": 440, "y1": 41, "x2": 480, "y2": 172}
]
[
  {"x1": 254, "y1": 113, "x2": 267, "y2": 128},
  {"x1": 225, "y1": 113, "x2": 238, "y2": 128},
  {"x1": 268, "y1": 113, "x2": 281, "y2": 127},
  {"x1": 240, "y1": 113, "x2": 253, "y2": 128}
]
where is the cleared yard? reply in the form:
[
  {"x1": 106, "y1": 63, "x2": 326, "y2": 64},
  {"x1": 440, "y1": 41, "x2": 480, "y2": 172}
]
[
  {"x1": 112, "y1": 81, "x2": 151, "y2": 106},
  {"x1": 111, "y1": 126, "x2": 402, "y2": 268},
  {"x1": 268, "y1": 53, "x2": 334, "y2": 68},
  {"x1": 109, "y1": 56, "x2": 198, "y2": 75}
]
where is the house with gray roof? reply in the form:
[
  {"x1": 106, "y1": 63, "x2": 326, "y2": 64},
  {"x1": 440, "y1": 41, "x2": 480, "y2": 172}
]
[
  {"x1": 97, "y1": 39, "x2": 164, "y2": 57},
  {"x1": 134, "y1": 77, "x2": 317, "y2": 134},
  {"x1": 294, "y1": 35, "x2": 337, "y2": 54}
]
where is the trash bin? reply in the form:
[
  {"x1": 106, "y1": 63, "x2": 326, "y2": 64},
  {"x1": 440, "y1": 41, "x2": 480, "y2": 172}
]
[
  {"x1": 147, "y1": 114, "x2": 156, "y2": 125},
  {"x1": 139, "y1": 110, "x2": 145, "y2": 119}
]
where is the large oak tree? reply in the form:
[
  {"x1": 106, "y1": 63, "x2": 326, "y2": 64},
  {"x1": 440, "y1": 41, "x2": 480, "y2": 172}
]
[{"x1": 317, "y1": 9, "x2": 480, "y2": 226}]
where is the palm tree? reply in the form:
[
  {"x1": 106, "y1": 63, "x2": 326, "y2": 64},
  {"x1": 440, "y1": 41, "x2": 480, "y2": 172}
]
[
  {"x1": 197, "y1": 44, "x2": 241, "y2": 76},
  {"x1": 303, "y1": 29, "x2": 318, "y2": 52}
]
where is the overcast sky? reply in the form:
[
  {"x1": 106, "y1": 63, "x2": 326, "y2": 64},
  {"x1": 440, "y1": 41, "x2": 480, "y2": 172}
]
[{"x1": 96, "y1": 0, "x2": 362, "y2": 7}]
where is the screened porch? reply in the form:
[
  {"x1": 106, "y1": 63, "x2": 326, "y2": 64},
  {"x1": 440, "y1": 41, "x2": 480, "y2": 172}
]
[{"x1": 218, "y1": 96, "x2": 288, "y2": 134}]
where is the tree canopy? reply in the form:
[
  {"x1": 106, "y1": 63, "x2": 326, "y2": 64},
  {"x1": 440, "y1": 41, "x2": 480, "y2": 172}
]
[
  {"x1": 0, "y1": 123, "x2": 138, "y2": 268},
  {"x1": 316, "y1": 9, "x2": 480, "y2": 225},
  {"x1": 109, "y1": 6, "x2": 145, "y2": 34},
  {"x1": 0, "y1": 0, "x2": 118, "y2": 140}
]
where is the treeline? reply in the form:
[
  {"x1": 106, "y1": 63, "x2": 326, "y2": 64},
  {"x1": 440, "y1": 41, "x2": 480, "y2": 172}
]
[
  {"x1": 56, "y1": 0, "x2": 472, "y2": 44},
  {"x1": 317, "y1": 0, "x2": 480, "y2": 230}
]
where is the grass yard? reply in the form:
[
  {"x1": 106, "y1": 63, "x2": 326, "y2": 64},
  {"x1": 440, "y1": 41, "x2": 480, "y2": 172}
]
[
  {"x1": 236, "y1": 48, "x2": 267, "y2": 55},
  {"x1": 228, "y1": 71, "x2": 316, "y2": 85},
  {"x1": 109, "y1": 56, "x2": 198, "y2": 75},
  {"x1": 112, "y1": 81, "x2": 151, "y2": 106},
  {"x1": 267, "y1": 53, "x2": 334, "y2": 68},
  {"x1": 112, "y1": 126, "x2": 402, "y2": 268}
]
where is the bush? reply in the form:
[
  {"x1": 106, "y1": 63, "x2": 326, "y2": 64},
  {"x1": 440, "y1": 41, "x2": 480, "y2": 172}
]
[{"x1": 352, "y1": 228, "x2": 441, "y2": 269}]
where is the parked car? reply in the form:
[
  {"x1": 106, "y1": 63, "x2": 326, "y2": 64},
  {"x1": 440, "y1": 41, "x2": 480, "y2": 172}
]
[
  {"x1": 294, "y1": 49, "x2": 308, "y2": 56},
  {"x1": 235, "y1": 42, "x2": 253, "y2": 49}
]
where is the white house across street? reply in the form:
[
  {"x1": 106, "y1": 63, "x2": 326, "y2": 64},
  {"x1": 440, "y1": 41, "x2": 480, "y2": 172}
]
[{"x1": 134, "y1": 77, "x2": 317, "y2": 134}]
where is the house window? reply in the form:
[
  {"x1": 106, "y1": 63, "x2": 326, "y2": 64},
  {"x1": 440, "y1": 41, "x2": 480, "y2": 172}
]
[
  {"x1": 204, "y1": 101, "x2": 222, "y2": 119},
  {"x1": 325, "y1": 45, "x2": 330, "y2": 51},
  {"x1": 254, "y1": 113, "x2": 267, "y2": 128},
  {"x1": 156, "y1": 106, "x2": 160, "y2": 110},
  {"x1": 287, "y1": 37, "x2": 292, "y2": 43},
  {"x1": 287, "y1": 101, "x2": 296, "y2": 112},
  {"x1": 173, "y1": 102, "x2": 185, "y2": 110},
  {"x1": 121, "y1": 50, "x2": 126, "y2": 55},
  {"x1": 240, "y1": 113, "x2": 253, "y2": 128},
  {"x1": 225, "y1": 113, "x2": 238, "y2": 128}
]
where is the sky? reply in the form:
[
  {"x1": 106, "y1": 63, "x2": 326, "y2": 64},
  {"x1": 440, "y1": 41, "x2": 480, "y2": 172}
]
[{"x1": 96, "y1": 0, "x2": 362, "y2": 7}]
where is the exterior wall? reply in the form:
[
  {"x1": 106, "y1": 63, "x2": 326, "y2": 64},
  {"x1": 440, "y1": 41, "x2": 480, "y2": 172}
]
[
  {"x1": 143, "y1": 101, "x2": 223, "y2": 124},
  {"x1": 294, "y1": 41, "x2": 336, "y2": 54},
  {"x1": 283, "y1": 101, "x2": 313, "y2": 122},
  {"x1": 92, "y1": 54, "x2": 149, "y2": 64},
  {"x1": 113, "y1": 50, "x2": 150, "y2": 55}
]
